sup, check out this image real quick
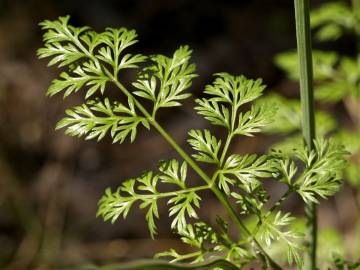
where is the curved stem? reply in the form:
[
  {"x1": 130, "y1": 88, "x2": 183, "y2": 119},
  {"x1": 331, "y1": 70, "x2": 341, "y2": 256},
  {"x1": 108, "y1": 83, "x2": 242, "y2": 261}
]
[
  {"x1": 294, "y1": 0, "x2": 316, "y2": 269},
  {"x1": 210, "y1": 170, "x2": 220, "y2": 185},
  {"x1": 169, "y1": 251, "x2": 203, "y2": 263},
  {"x1": 110, "y1": 78, "x2": 282, "y2": 270},
  {"x1": 80, "y1": 259, "x2": 240, "y2": 270}
]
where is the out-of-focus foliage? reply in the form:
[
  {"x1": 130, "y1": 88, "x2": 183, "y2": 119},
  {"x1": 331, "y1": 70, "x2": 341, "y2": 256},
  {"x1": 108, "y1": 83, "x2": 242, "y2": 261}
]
[{"x1": 310, "y1": 1, "x2": 360, "y2": 41}]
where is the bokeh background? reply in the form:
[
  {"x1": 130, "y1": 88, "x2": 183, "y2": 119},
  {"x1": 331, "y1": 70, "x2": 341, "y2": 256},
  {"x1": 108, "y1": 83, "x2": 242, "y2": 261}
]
[{"x1": 0, "y1": 0, "x2": 358, "y2": 269}]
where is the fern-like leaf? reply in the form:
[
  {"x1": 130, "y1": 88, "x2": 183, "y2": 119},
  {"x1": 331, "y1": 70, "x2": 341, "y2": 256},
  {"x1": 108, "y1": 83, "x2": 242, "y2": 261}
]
[
  {"x1": 132, "y1": 46, "x2": 197, "y2": 116},
  {"x1": 157, "y1": 218, "x2": 250, "y2": 266},
  {"x1": 257, "y1": 211, "x2": 303, "y2": 268},
  {"x1": 38, "y1": 16, "x2": 146, "y2": 99},
  {"x1": 56, "y1": 98, "x2": 149, "y2": 143},
  {"x1": 295, "y1": 138, "x2": 348, "y2": 204},
  {"x1": 168, "y1": 192, "x2": 201, "y2": 232},
  {"x1": 159, "y1": 159, "x2": 187, "y2": 189},
  {"x1": 234, "y1": 103, "x2": 276, "y2": 136},
  {"x1": 187, "y1": 129, "x2": 221, "y2": 164},
  {"x1": 195, "y1": 99, "x2": 231, "y2": 129},
  {"x1": 219, "y1": 154, "x2": 272, "y2": 194},
  {"x1": 98, "y1": 160, "x2": 208, "y2": 238}
]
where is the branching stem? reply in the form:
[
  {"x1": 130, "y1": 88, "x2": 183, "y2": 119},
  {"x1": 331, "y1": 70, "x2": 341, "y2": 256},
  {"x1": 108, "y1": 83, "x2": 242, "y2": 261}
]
[
  {"x1": 87, "y1": 258, "x2": 239, "y2": 270},
  {"x1": 110, "y1": 77, "x2": 282, "y2": 270},
  {"x1": 63, "y1": 25, "x2": 282, "y2": 268}
]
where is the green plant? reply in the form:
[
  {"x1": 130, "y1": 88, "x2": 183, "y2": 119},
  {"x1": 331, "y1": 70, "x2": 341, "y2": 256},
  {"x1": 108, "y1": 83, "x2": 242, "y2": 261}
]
[
  {"x1": 37, "y1": 4, "x2": 348, "y2": 270},
  {"x1": 260, "y1": 0, "x2": 360, "y2": 267}
]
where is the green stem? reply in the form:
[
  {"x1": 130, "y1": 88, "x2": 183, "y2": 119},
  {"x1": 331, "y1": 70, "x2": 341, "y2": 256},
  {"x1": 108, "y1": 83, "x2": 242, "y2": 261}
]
[
  {"x1": 294, "y1": 0, "x2": 316, "y2": 269},
  {"x1": 219, "y1": 133, "x2": 234, "y2": 166},
  {"x1": 219, "y1": 92, "x2": 239, "y2": 166},
  {"x1": 170, "y1": 251, "x2": 203, "y2": 262},
  {"x1": 252, "y1": 188, "x2": 293, "y2": 236},
  {"x1": 111, "y1": 78, "x2": 282, "y2": 270},
  {"x1": 268, "y1": 188, "x2": 293, "y2": 214},
  {"x1": 77, "y1": 259, "x2": 239, "y2": 270},
  {"x1": 131, "y1": 185, "x2": 210, "y2": 201}
]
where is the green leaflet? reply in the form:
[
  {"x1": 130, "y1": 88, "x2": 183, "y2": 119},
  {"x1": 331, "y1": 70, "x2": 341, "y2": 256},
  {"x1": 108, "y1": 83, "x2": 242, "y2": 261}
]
[
  {"x1": 234, "y1": 103, "x2": 276, "y2": 136},
  {"x1": 271, "y1": 138, "x2": 348, "y2": 204},
  {"x1": 46, "y1": 61, "x2": 108, "y2": 98},
  {"x1": 218, "y1": 154, "x2": 271, "y2": 194},
  {"x1": 97, "y1": 160, "x2": 208, "y2": 238},
  {"x1": 256, "y1": 211, "x2": 303, "y2": 269},
  {"x1": 156, "y1": 218, "x2": 251, "y2": 267},
  {"x1": 38, "y1": 15, "x2": 146, "y2": 99},
  {"x1": 159, "y1": 159, "x2": 188, "y2": 189},
  {"x1": 132, "y1": 45, "x2": 197, "y2": 117},
  {"x1": 187, "y1": 129, "x2": 222, "y2": 164},
  {"x1": 295, "y1": 138, "x2": 348, "y2": 204},
  {"x1": 195, "y1": 73, "x2": 275, "y2": 136},
  {"x1": 56, "y1": 98, "x2": 149, "y2": 143}
]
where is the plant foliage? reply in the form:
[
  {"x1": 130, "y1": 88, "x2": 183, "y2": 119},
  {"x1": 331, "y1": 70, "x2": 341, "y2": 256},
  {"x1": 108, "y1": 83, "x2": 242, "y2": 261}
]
[{"x1": 39, "y1": 15, "x2": 350, "y2": 270}]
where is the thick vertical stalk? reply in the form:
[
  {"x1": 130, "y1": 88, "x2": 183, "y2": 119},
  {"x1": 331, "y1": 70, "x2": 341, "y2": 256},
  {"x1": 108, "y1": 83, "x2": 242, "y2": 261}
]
[{"x1": 294, "y1": 0, "x2": 316, "y2": 269}]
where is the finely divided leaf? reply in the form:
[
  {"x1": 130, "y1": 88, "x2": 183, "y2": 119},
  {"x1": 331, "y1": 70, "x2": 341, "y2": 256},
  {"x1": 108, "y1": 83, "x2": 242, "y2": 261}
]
[
  {"x1": 195, "y1": 99, "x2": 230, "y2": 129},
  {"x1": 132, "y1": 45, "x2": 197, "y2": 115},
  {"x1": 217, "y1": 154, "x2": 272, "y2": 195},
  {"x1": 196, "y1": 73, "x2": 272, "y2": 135},
  {"x1": 159, "y1": 159, "x2": 187, "y2": 189},
  {"x1": 188, "y1": 129, "x2": 221, "y2": 164},
  {"x1": 257, "y1": 211, "x2": 303, "y2": 268},
  {"x1": 157, "y1": 219, "x2": 249, "y2": 266},
  {"x1": 47, "y1": 61, "x2": 108, "y2": 98},
  {"x1": 204, "y1": 73, "x2": 266, "y2": 106},
  {"x1": 56, "y1": 98, "x2": 149, "y2": 143},
  {"x1": 38, "y1": 16, "x2": 146, "y2": 99},
  {"x1": 293, "y1": 138, "x2": 348, "y2": 204},
  {"x1": 168, "y1": 192, "x2": 201, "y2": 232},
  {"x1": 97, "y1": 172, "x2": 160, "y2": 238},
  {"x1": 234, "y1": 103, "x2": 276, "y2": 136}
]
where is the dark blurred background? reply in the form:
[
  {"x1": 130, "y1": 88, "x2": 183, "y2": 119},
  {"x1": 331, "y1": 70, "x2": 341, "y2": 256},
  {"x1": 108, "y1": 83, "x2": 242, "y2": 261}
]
[{"x1": 0, "y1": 0, "x2": 357, "y2": 269}]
